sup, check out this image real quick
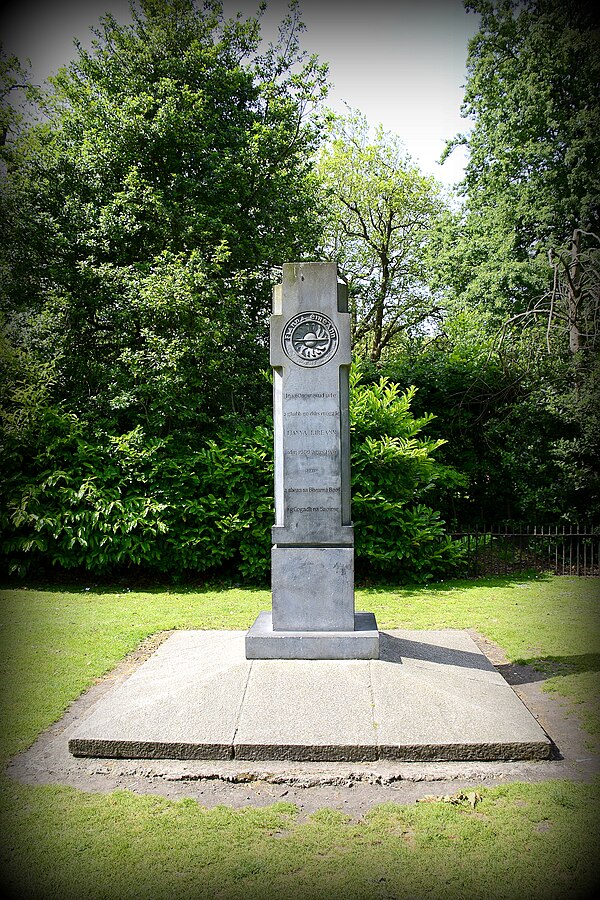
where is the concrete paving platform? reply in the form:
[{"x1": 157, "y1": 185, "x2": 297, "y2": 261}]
[{"x1": 68, "y1": 629, "x2": 552, "y2": 762}]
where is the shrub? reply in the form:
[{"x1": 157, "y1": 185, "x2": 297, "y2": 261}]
[
  {"x1": 349, "y1": 369, "x2": 463, "y2": 580},
  {"x1": 0, "y1": 413, "x2": 273, "y2": 582},
  {"x1": 0, "y1": 369, "x2": 462, "y2": 583}
]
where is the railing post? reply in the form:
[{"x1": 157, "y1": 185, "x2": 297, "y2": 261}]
[{"x1": 569, "y1": 523, "x2": 573, "y2": 574}]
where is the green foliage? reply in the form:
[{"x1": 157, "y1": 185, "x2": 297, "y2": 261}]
[
  {"x1": 317, "y1": 110, "x2": 446, "y2": 362},
  {"x1": 440, "y1": 0, "x2": 600, "y2": 363},
  {"x1": 318, "y1": 1, "x2": 599, "y2": 530},
  {"x1": 0, "y1": 369, "x2": 461, "y2": 583},
  {"x1": 0, "y1": 408, "x2": 274, "y2": 582},
  {"x1": 1, "y1": 0, "x2": 328, "y2": 434},
  {"x1": 418, "y1": 0, "x2": 600, "y2": 525},
  {"x1": 0, "y1": 47, "x2": 41, "y2": 154},
  {"x1": 543, "y1": 354, "x2": 600, "y2": 515},
  {"x1": 383, "y1": 342, "x2": 600, "y2": 525},
  {"x1": 456, "y1": 0, "x2": 600, "y2": 247},
  {"x1": 349, "y1": 369, "x2": 463, "y2": 579}
]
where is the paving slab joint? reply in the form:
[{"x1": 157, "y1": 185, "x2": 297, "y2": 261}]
[{"x1": 231, "y1": 659, "x2": 254, "y2": 749}]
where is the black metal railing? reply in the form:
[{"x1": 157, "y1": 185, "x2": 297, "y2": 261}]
[{"x1": 450, "y1": 524, "x2": 600, "y2": 577}]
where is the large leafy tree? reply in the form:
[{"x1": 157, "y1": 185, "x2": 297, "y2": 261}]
[
  {"x1": 1, "y1": 0, "x2": 328, "y2": 435},
  {"x1": 420, "y1": 0, "x2": 600, "y2": 523},
  {"x1": 0, "y1": 0, "x2": 334, "y2": 577},
  {"x1": 442, "y1": 0, "x2": 600, "y2": 361},
  {"x1": 317, "y1": 111, "x2": 445, "y2": 364}
]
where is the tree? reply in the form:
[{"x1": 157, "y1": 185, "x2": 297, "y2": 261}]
[
  {"x1": 0, "y1": 0, "x2": 335, "y2": 577},
  {"x1": 0, "y1": 47, "x2": 38, "y2": 149},
  {"x1": 417, "y1": 0, "x2": 600, "y2": 524},
  {"x1": 1, "y1": 0, "x2": 328, "y2": 435},
  {"x1": 442, "y1": 0, "x2": 600, "y2": 364},
  {"x1": 383, "y1": 343, "x2": 597, "y2": 526},
  {"x1": 317, "y1": 110, "x2": 445, "y2": 364}
]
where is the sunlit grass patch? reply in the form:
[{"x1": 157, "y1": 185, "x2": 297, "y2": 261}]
[{"x1": 0, "y1": 576, "x2": 599, "y2": 898}]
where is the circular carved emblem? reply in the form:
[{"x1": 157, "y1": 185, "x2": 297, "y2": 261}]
[{"x1": 282, "y1": 312, "x2": 339, "y2": 367}]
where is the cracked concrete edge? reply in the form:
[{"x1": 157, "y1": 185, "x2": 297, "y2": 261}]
[{"x1": 5, "y1": 628, "x2": 600, "y2": 801}]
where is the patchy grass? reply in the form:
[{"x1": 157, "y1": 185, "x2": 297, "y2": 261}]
[
  {"x1": 0, "y1": 575, "x2": 599, "y2": 898},
  {"x1": 0, "y1": 584, "x2": 268, "y2": 766},
  {"x1": 0, "y1": 778, "x2": 598, "y2": 899},
  {"x1": 359, "y1": 575, "x2": 600, "y2": 662}
]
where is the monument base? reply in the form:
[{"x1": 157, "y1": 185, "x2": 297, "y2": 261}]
[
  {"x1": 245, "y1": 610, "x2": 379, "y2": 660},
  {"x1": 271, "y1": 546, "x2": 355, "y2": 632},
  {"x1": 67, "y1": 629, "x2": 553, "y2": 762}
]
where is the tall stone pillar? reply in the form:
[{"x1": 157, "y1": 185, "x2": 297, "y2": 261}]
[{"x1": 246, "y1": 263, "x2": 379, "y2": 659}]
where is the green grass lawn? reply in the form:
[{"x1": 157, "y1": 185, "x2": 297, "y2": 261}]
[{"x1": 0, "y1": 574, "x2": 599, "y2": 899}]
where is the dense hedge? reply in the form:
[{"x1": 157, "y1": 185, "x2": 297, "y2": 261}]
[{"x1": 0, "y1": 372, "x2": 463, "y2": 583}]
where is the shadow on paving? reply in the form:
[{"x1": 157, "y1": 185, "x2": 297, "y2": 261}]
[{"x1": 379, "y1": 633, "x2": 494, "y2": 671}]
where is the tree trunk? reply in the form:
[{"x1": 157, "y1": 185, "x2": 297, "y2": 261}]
[
  {"x1": 568, "y1": 228, "x2": 582, "y2": 356},
  {"x1": 370, "y1": 256, "x2": 389, "y2": 363}
]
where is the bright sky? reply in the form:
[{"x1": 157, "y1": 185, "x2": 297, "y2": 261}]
[{"x1": 0, "y1": 0, "x2": 479, "y2": 187}]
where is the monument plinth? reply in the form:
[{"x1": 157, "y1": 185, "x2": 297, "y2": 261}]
[{"x1": 245, "y1": 262, "x2": 380, "y2": 659}]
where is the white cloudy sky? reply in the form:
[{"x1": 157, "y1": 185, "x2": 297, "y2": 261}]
[{"x1": 0, "y1": 0, "x2": 479, "y2": 186}]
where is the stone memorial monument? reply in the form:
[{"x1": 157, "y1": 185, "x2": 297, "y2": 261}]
[
  {"x1": 246, "y1": 262, "x2": 379, "y2": 659},
  {"x1": 64, "y1": 272, "x2": 551, "y2": 764}
]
